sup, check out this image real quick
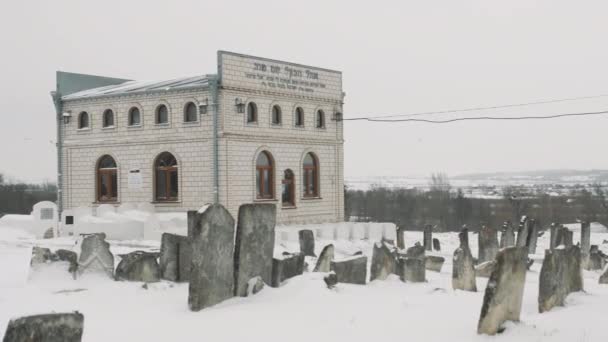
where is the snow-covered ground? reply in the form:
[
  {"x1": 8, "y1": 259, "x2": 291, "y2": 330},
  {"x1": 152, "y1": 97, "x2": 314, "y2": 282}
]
[{"x1": 1, "y1": 224, "x2": 607, "y2": 341}]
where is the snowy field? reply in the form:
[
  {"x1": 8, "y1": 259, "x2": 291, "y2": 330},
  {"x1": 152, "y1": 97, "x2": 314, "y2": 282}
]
[{"x1": 1, "y1": 224, "x2": 608, "y2": 341}]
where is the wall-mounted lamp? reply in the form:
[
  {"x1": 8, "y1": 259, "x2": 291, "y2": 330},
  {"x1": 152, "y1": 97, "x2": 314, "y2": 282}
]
[
  {"x1": 332, "y1": 109, "x2": 343, "y2": 121},
  {"x1": 62, "y1": 112, "x2": 72, "y2": 124},
  {"x1": 235, "y1": 98, "x2": 245, "y2": 113},
  {"x1": 199, "y1": 98, "x2": 209, "y2": 115}
]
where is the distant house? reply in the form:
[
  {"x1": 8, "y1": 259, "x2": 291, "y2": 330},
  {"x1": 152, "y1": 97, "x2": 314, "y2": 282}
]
[{"x1": 51, "y1": 51, "x2": 345, "y2": 225}]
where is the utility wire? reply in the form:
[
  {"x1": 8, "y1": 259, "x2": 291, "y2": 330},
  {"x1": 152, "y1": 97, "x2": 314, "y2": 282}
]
[
  {"x1": 343, "y1": 109, "x2": 608, "y2": 123},
  {"x1": 344, "y1": 93, "x2": 608, "y2": 120}
]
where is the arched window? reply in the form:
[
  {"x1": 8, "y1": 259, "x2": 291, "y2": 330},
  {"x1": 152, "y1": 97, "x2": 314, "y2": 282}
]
[
  {"x1": 303, "y1": 152, "x2": 319, "y2": 197},
  {"x1": 184, "y1": 102, "x2": 198, "y2": 122},
  {"x1": 316, "y1": 110, "x2": 325, "y2": 128},
  {"x1": 103, "y1": 109, "x2": 114, "y2": 128},
  {"x1": 247, "y1": 102, "x2": 258, "y2": 123},
  {"x1": 156, "y1": 104, "x2": 169, "y2": 124},
  {"x1": 78, "y1": 111, "x2": 89, "y2": 129},
  {"x1": 97, "y1": 155, "x2": 117, "y2": 202},
  {"x1": 272, "y1": 105, "x2": 282, "y2": 125},
  {"x1": 256, "y1": 151, "x2": 274, "y2": 199},
  {"x1": 128, "y1": 107, "x2": 141, "y2": 126},
  {"x1": 295, "y1": 107, "x2": 304, "y2": 127},
  {"x1": 282, "y1": 169, "x2": 295, "y2": 207},
  {"x1": 155, "y1": 152, "x2": 178, "y2": 201}
]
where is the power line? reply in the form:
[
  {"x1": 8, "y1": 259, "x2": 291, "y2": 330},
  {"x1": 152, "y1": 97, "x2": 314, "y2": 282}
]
[
  {"x1": 343, "y1": 109, "x2": 608, "y2": 123},
  {"x1": 345, "y1": 93, "x2": 608, "y2": 120}
]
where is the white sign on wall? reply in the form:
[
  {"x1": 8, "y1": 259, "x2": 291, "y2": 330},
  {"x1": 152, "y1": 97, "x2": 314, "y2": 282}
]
[{"x1": 128, "y1": 169, "x2": 142, "y2": 189}]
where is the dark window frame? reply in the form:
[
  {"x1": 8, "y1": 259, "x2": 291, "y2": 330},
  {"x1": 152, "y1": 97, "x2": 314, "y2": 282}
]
[
  {"x1": 184, "y1": 102, "x2": 198, "y2": 123},
  {"x1": 78, "y1": 111, "x2": 89, "y2": 129},
  {"x1": 271, "y1": 105, "x2": 282, "y2": 125},
  {"x1": 154, "y1": 152, "x2": 178, "y2": 202},
  {"x1": 255, "y1": 151, "x2": 274, "y2": 199},
  {"x1": 155, "y1": 104, "x2": 169, "y2": 125},
  {"x1": 247, "y1": 102, "x2": 258, "y2": 123},
  {"x1": 316, "y1": 109, "x2": 325, "y2": 128},
  {"x1": 96, "y1": 155, "x2": 118, "y2": 202},
  {"x1": 303, "y1": 152, "x2": 319, "y2": 198},
  {"x1": 102, "y1": 109, "x2": 115, "y2": 128},
  {"x1": 295, "y1": 107, "x2": 304, "y2": 127},
  {"x1": 282, "y1": 169, "x2": 295, "y2": 207}
]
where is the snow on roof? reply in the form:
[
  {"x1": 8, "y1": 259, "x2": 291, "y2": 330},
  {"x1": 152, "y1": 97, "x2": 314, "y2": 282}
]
[{"x1": 61, "y1": 75, "x2": 210, "y2": 101}]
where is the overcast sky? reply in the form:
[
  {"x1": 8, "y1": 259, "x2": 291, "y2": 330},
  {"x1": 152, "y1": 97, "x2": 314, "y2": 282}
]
[{"x1": 2, "y1": 0, "x2": 608, "y2": 183}]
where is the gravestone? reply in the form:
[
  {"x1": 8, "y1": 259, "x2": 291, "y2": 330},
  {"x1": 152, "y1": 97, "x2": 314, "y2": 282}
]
[
  {"x1": 432, "y1": 238, "x2": 441, "y2": 251},
  {"x1": 330, "y1": 256, "x2": 367, "y2": 285},
  {"x1": 423, "y1": 225, "x2": 433, "y2": 251},
  {"x1": 515, "y1": 217, "x2": 529, "y2": 248},
  {"x1": 549, "y1": 223, "x2": 559, "y2": 250},
  {"x1": 526, "y1": 219, "x2": 539, "y2": 255},
  {"x1": 475, "y1": 260, "x2": 496, "y2": 278},
  {"x1": 538, "y1": 245, "x2": 583, "y2": 313},
  {"x1": 396, "y1": 227, "x2": 405, "y2": 249},
  {"x1": 500, "y1": 222, "x2": 515, "y2": 248},
  {"x1": 2, "y1": 312, "x2": 84, "y2": 342},
  {"x1": 587, "y1": 246, "x2": 606, "y2": 271},
  {"x1": 477, "y1": 247, "x2": 528, "y2": 335},
  {"x1": 399, "y1": 257, "x2": 426, "y2": 282},
  {"x1": 562, "y1": 229, "x2": 573, "y2": 247},
  {"x1": 55, "y1": 249, "x2": 78, "y2": 275},
  {"x1": 188, "y1": 204, "x2": 235, "y2": 311},
  {"x1": 600, "y1": 267, "x2": 608, "y2": 284},
  {"x1": 425, "y1": 255, "x2": 445, "y2": 272},
  {"x1": 31, "y1": 247, "x2": 78, "y2": 276},
  {"x1": 159, "y1": 233, "x2": 191, "y2": 282},
  {"x1": 271, "y1": 252, "x2": 304, "y2": 287},
  {"x1": 233, "y1": 204, "x2": 276, "y2": 297},
  {"x1": 581, "y1": 221, "x2": 591, "y2": 269},
  {"x1": 313, "y1": 244, "x2": 335, "y2": 272},
  {"x1": 77, "y1": 233, "x2": 114, "y2": 278},
  {"x1": 370, "y1": 242, "x2": 397, "y2": 281},
  {"x1": 478, "y1": 225, "x2": 499, "y2": 263},
  {"x1": 453, "y1": 228, "x2": 477, "y2": 291},
  {"x1": 298, "y1": 229, "x2": 316, "y2": 257},
  {"x1": 115, "y1": 251, "x2": 160, "y2": 283},
  {"x1": 406, "y1": 243, "x2": 425, "y2": 259}
]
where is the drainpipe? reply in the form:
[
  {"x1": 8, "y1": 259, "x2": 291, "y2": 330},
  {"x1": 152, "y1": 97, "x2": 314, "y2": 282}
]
[
  {"x1": 50, "y1": 91, "x2": 63, "y2": 223},
  {"x1": 208, "y1": 75, "x2": 220, "y2": 204}
]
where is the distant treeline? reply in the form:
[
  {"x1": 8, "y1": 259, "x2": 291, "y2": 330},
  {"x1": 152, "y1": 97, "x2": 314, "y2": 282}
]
[
  {"x1": 0, "y1": 174, "x2": 57, "y2": 216},
  {"x1": 345, "y1": 174, "x2": 608, "y2": 231}
]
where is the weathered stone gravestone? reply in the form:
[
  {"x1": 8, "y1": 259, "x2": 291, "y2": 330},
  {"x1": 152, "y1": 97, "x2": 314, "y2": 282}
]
[
  {"x1": 77, "y1": 233, "x2": 114, "y2": 278},
  {"x1": 549, "y1": 223, "x2": 559, "y2": 250},
  {"x1": 515, "y1": 217, "x2": 529, "y2": 248},
  {"x1": 538, "y1": 245, "x2": 583, "y2": 313},
  {"x1": 399, "y1": 257, "x2": 426, "y2": 282},
  {"x1": 425, "y1": 255, "x2": 445, "y2": 272},
  {"x1": 477, "y1": 247, "x2": 528, "y2": 335},
  {"x1": 298, "y1": 229, "x2": 316, "y2": 257},
  {"x1": 396, "y1": 227, "x2": 405, "y2": 249},
  {"x1": 600, "y1": 267, "x2": 608, "y2": 284},
  {"x1": 500, "y1": 222, "x2": 515, "y2": 248},
  {"x1": 188, "y1": 204, "x2": 235, "y2": 312},
  {"x1": 2, "y1": 312, "x2": 84, "y2": 342},
  {"x1": 115, "y1": 251, "x2": 160, "y2": 283},
  {"x1": 475, "y1": 260, "x2": 496, "y2": 278},
  {"x1": 313, "y1": 244, "x2": 334, "y2": 272},
  {"x1": 330, "y1": 256, "x2": 367, "y2": 285},
  {"x1": 159, "y1": 233, "x2": 191, "y2": 282},
  {"x1": 587, "y1": 245, "x2": 607, "y2": 271},
  {"x1": 30, "y1": 247, "x2": 53, "y2": 266},
  {"x1": 526, "y1": 219, "x2": 539, "y2": 255},
  {"x1": 452, "y1": 228, "x2": 477, "y2": 292},
  {"x1": 233, "y1": 204, "x2": 276, "y2": 297},
  {"x1": 561, "y1": 228, "x2": 573, "y2": 247},
  {"x1": 370, "y1": 242, "x2": 397, "y2": 281},
  {"x1": 271, "y1": 252, "x2": 304, "y2": 287},
  {"x1": 423, "y1": 225, "x2": 433, "y2": 251},
  {"x1": 432, "y1": 238, "x2": 441, "y2": 251},
  {"x1": 406, "y1": 243, "x2": 425, "y2": 259},
  {"x1": 30, "y1": 247, "x2": 78, "y2": 276},
  {"x1": 478, "y1": 225, "x2": 499, "y2": 263},
  {"x1": 581, "y1": 222, "x2": 591, "y2": 269}
]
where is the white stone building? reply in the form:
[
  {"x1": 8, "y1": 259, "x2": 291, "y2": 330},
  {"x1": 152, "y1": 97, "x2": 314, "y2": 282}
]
[{"x1": 51, "y1": 51, "x2": 345, "y2": 225}]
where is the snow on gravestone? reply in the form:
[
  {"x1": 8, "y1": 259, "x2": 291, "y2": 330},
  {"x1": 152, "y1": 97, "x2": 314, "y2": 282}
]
[
  {"x1": 500, "y1": 222, "x2": 515, "y2": 248},
  {"x1": 233, "y1": 204, "x2": 276, "y2": 297},
  {"x1": 330, "y1": 256, "x2": 367, "y2": 285},
  {"x1": 453, "y1": 228, "x2": 476, "y2": 292},
  {"x1": 188, "y1": 204, "x2": 235, "y2": 311},
  {"x1": 313, "y1": 244, "x2": 335, "y2": 272},
  {"x1": 2, "y1": 312, "x2": 84, "y2": 342},
  {"x1": 538, "y1": 245, "x2": 583, "y2": 313},
  {"x1": 515, "y1": 217, "x2": 530, "y2": 248},
  {"x1": 370, "y1": 242, "x2": 396, "y2": 281},
  {"x1": 425, "y1": 255, "x2": 445, "y2": 273},
  {"x1": 271, "y1": 252, "x2": 304, "y2": 287},
  {"x1": 115, "y1": 251, "x2": 160, "y2": 283},
  {"x1": 478, "y1": 225, "x2": 499, "y2": 264},
  {"x1": 477, "y1": 247, "x2": 528, "y2": 335},
  {"x1": 77, "y1": 233, "x2": 114, "y2": 279},
  {"x1": 298, "y1": 229, "x2": 315, "y2": 257}
]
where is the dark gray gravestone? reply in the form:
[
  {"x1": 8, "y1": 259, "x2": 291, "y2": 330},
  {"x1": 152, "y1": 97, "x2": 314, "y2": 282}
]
[
  {"x1": 396, "y1": 227, "x2": 405, "y2": 249},
  {"x1": 330, "y1": 256, "x2": 367, "y2": 285},
  {"x1": 2, "y1": 312, "x2": 84, "y2": 342},
  {"x1": 77, "y1": 233, "x2": 114, "y2": 279},
  {"x1": 581, "y1": 222, "x2": 591, "y2": 269},
  {"x1": 406, "y1": 243, "x2": 425, "y2": 259},
  {"x1": 234, "y1": 204, "x2": 276, "y2": 297},
  {"x1": 515, "y1": 217, "x2": 529, "y2": 248},
  {"x1": 271, "y1": 252, "x2": 304, "y2": 287},
  {"x1": 425, "y1": 255, "x2": 445, "y2": 272},
  {"x1": 313, "y1": 244, "x2": 334, "y2": 272},
  {"x1": 399, "y1": 257, "x2": 426, "y2": 282},
  {"x1": 159, "y1": 233, "x2": 191, "y2": 282},
  {"x1": 188, "y1": 205, "x2": 235, "y2": 311},
  {"x1": 298, "y1": 229, "x2": 316, "y2": 257},
  {"x1": 549, "y1": 223, "x2": 559, "y2": 250},
  {"x1": 477, "y1": 247, "x2": 528, "y2": 335},
  {"x1": 600, "y1": 267, "x2": 608, "y2": 284},
  {"x1": 588, "y1": 246, "x2": 606, "y2": 271},
  {"x1": 432, "y1": 238, "x2": 441, "y2": 251},
  {"x1": 475, "y1": 260, "x2": 496, "y2": 278},
  {"x1": 423, "y1": 225, "x2": 433, "y2": 251},
  {"x1": 562, "y1": 229, "x2": 573, "y2": 247},
  {"x1": 453, "y1": 228, "x2": 477, "y2": 291},
  {"x1": 478, "y1": 225, "x2": 499, "y2": 263},
  {"x1": 370, "y1": 242, "x2": 397, "y2": 281},
  {"x1": 500, "y1": 222, "x2": 515, "y2": 248},
  {"x1": 115, "y1": 251, "x2": 160, "y2": 283},
  {"x1": 526, "y1": 219, "x2": 539, "y2": 255},
  {"x1": 538, "y1": 246, "x2": 583, "y2": 313}
]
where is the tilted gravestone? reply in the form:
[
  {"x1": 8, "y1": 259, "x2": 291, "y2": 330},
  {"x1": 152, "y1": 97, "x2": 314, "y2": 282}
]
[
  {"x1": 330, "y1": 256, "x2": 367, "y2": 285},
  {"x1": 188, "y1": 204, "x2": 235, "y2": 311},
  {"x1": 526, "y1": 219, "x2": 539, "y2": 255},
  {"x1": 399, "y1": 257, "x2": 426, "y2": 282},
  {"x1": 30, "y1": 247, "x2": 78, "y2": 277},
  {"x1": 313, "y1": 244, "x2": 335, "y2": 272},
  {"x1": 500, "y1": 222, "x2": 515, "y2": 248},
  {"x1": 425, "y1": 255, "x2": 445, "y2": 272},
  {"x1": 298, "y1": 229, "x2": 316, "y2": 257},
  {"x1": 515, "y1": 217, "x2": 529, "y2": 248},
  {"x1": 581, "y1": 222, "x2": 591, "y2": 269},
  {"x1": 271, "y1": 252, "x2": 304, "y2": 287},
  {"x1": 538, "y1": 245, "x2": 583, "y2": 313},
  {"x1": 478, "y1": 225, "x2": 499, "y2": 263},
  {"x1": 561, "y1": 228, "x2": 574, "y2": 247},
  {"x1": 453, "y1": 228, "x2": 476, "y2": 292},
  {"x1": 477, "y1": 247, "x2": 528, "y2": 335},
  {"x1": 370, "y1": 242, "x2": 397, "y2": 281},
  {"x1": 115, "y1": 251, "x2": 160, "y2": 283},
  {"x1": 2, "y1": 312, "x2": 84, "y2": 342},
  {"x1": 587, "y1": 245, "x2": 607, "y2": 271},
  {"x1": 432, "y1": 238, "x2": 441, "y2": 251},
  {"x1": 77, "y1": 233, "x2": 114, "y2": 279},
  {"x1": 234, "y1": 204, "x2": 276, "y2": 297},
  {"x1": 423, "y1": 225, "x2": 433, "y2": 251},
  {"x1": 159, "y1": 233, "x2": 192, "y2": 282}
]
